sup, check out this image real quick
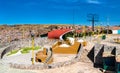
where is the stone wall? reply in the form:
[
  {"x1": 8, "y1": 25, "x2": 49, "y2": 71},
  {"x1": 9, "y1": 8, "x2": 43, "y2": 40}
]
[
  {"x1": 0, "y1": 37, "x2": 56, "y2": 59},
  {"x1": 8, "y1": 44, "x2": 83, "y2": 70},
  {"x1": 94, "y1": 44, "x2": 104, "y2": 66},
  {"x1": 116, "y1": 46, "x2": 120, "y2": 55},
  {"x1": 93, "y1": 44, "x2": 120, "y2": 68},
  {"x1": 1, "y1": 44, "x2": 16, "y2": 59},
  {"x1": 104, "y1": 45, "x2": 116, "y2": 55},
  {"x1": 0, "y1": 39, "x2": 30, "y2": 59},
  {"x1": 0, "y1": 38, "x2": 83, "y2": 70}
]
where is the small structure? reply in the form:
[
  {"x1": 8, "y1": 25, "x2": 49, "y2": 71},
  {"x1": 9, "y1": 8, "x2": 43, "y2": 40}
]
[
  {"x1": 91, "y1": 44, "x2": 120, "y2": 73},
  {"x1": 35, "y1": 37, "x2": 84, "y2": 64},
  {"x1": 35, "y1": 47, "x2": 53, "y2": 64},
  {"x1": 112, "y1": 29, "x2": 120, "y2": 34},
  {"x1": 36, "y1": 28, "x2": 87, "y2": 64},
  {"x1": 52, "y1": 38, "x2": 85, "y2": 54},
  {"x1": 103, "y1": 45, "x2": 116, "y2": 72}
]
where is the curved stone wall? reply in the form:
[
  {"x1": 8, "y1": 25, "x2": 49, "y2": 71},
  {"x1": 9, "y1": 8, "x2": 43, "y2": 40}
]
[
  {"x1": 8, "y1": 44, "x2": 83, "y2": 70},
  {"x1": 0, "y1": 39, "x2": 30, "y2": 59},
  {"x1": 0, "y1": 37, "x2": 56, "y2": 59},
  {"x1": 0, "y1": 38, "x2": 83, "y2": 70},
  {"x1": 1, "y1": 44, "x2": 16, "y2": 59}
]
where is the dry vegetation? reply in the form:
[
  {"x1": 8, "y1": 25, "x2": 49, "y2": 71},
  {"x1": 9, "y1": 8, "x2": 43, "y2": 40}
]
[{"x1": 0, "y1": 24, "x2": 72, "y2": 44}]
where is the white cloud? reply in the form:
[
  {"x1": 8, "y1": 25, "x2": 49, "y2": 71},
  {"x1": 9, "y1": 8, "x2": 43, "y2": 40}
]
[{"x1": 87, "y1": 0, "x2": 101, "y2": 4}]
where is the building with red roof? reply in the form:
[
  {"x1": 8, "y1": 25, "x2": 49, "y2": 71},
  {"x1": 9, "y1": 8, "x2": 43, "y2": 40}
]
[{"x1": 48, "y1": 29, "x2": 72, "y2": 39}]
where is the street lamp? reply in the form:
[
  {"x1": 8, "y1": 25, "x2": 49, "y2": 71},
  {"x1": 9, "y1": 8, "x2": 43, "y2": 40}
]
[{"x1": 30, "y1": 30, "x2": 35, "y2": 65}]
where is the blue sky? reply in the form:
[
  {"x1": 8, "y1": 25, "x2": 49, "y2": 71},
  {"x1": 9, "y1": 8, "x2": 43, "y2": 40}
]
[{"x1": 0, "y1": 0, "x2": 120, "y2": 26}]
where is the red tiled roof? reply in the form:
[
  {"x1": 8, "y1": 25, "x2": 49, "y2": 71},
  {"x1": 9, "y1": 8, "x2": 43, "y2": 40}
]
[
  {"x1": 48, "y1": 29, "x2": 71, "y2": 39},
  {"x1": 110, "y1": 26, "x2": 120, "y2": 30}
]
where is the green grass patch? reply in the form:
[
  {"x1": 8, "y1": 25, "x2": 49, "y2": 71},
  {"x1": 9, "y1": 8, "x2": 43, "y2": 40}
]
[
  {"x1": 34, "y1": 46, "x2": 40, "y2": 50},
  {"x1": 21, "y1": 46, "x2": 40, "y2": 54},
  {"x1": 7, "y1": 50, "x2": 19, "y2": 56},
  {"x1": 21, "y1": 50, "x2": 30, "y2": 54},
  {"x1": 7, "y1": 46, "x2": 41, "y2": 55}
]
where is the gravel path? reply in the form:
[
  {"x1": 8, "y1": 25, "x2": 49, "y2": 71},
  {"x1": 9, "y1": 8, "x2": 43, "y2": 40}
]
[
  {"x1": 0, "y1": 61, "x2": 35, "y2": 73},
  {"x1": 31, "y1": 62, "x2": 101, "y2": 73}
]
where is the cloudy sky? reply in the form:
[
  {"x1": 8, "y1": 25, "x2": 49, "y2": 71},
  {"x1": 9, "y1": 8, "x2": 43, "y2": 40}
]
[{"x1": 0, "y1": 0, "x2": 120, "y2": 25}]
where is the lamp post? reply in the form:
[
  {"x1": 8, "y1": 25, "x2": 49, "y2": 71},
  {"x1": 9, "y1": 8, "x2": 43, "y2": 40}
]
[{"x1": 30, "y1": 30, "x2": 35, "y2": 65}]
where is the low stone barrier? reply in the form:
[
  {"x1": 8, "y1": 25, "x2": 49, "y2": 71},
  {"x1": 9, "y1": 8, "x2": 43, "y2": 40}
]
[
  {"x1": 9, "y1": 63, "x2": 45, "y2": 70},
  {"x1": 0, "y1": 37, "x2": 56, "y2": 59},
  {"x1": 0, "y1": 38, "x2": 83, "y2": 70},
  {"x1": 8, "y1": 44, "x2": 83, "y2": 70}
]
